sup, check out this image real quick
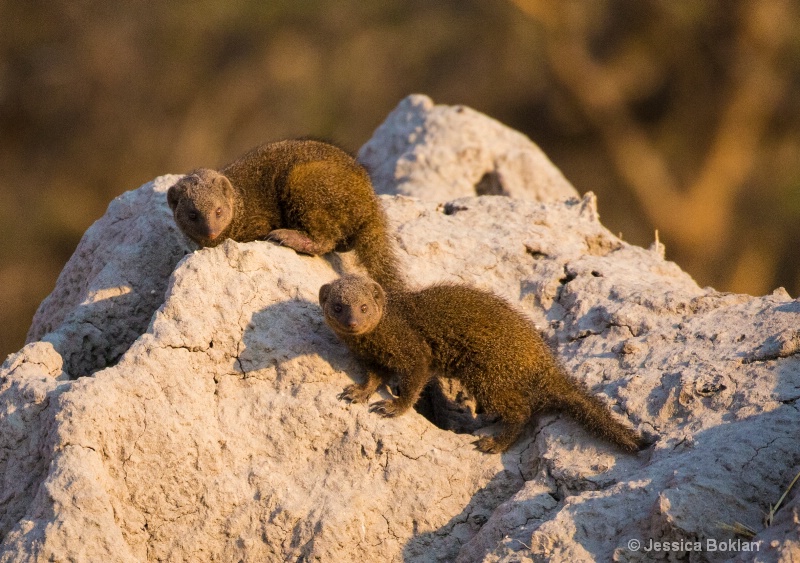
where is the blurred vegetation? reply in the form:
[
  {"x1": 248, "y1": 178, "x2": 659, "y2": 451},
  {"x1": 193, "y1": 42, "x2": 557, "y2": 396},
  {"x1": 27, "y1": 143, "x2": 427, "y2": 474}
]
[{"x1": 2, "y1": 0, "x2": 800, "y2": 360}]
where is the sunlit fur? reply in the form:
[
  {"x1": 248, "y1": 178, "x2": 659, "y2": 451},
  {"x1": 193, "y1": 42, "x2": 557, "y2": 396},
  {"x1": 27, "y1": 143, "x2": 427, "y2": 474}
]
[
  {"x1": 167, "y1": 140, "x2": 404, "y2": 290},
  {"x1": 320, "y1": 274, "x2": 645, "y2": 454}
]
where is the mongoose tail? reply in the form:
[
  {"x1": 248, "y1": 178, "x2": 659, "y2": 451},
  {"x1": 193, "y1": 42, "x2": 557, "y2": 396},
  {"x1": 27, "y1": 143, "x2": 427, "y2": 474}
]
[
  {"x1": 557, "y1": 386, "x2": 645, "y2": 453},
  {"x1": 352, "y1": 212, "x2": 405, "y2": 292}
]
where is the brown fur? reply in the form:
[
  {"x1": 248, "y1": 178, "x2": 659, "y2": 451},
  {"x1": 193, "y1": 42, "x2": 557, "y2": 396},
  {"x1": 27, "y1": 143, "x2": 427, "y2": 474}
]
[
  {"x1": 167, "y1": 140, "x2": 403, "y2": 290},
  {"x1": 319, "y1": 274, "x2": 645, "y2": 454}
]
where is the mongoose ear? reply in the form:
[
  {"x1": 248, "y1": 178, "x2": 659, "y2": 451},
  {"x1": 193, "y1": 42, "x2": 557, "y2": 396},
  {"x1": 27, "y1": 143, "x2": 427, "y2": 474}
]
[
  {"x1": 370, "y1": 281, "x2": 385, "y2": 309},
  {"x1": 213, "y1": 174, "x2": 233, "y2": 195},
  {"x1": 319, "y1": 283, "x2": 331, "y2": 307},
  {"x1": 167, "y1": 182, "x2": 185, "y2": 211}
]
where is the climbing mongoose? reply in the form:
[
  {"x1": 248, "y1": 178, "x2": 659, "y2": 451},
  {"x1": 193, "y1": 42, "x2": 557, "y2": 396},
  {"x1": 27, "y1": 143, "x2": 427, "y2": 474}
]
[
  {"x1": 167, "y1": 140, "x2": 403, "y2": 290},
  {"x1": 319, "y1": 275, "x2": 645, "y2": 453}
]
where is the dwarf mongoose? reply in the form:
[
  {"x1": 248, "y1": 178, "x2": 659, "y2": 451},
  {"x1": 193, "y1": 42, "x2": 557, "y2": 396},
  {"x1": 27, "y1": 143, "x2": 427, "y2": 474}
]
[
  {"x1": 167, "y1": 140, "x2": 403, "y2": 289},
  {"x1": 319, "y1": 275, "x2": 644, "y2": 453}
]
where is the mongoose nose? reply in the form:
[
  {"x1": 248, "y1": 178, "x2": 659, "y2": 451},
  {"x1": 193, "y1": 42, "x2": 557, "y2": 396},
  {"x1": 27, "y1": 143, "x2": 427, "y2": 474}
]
[
  {"x1": 208, "y1": 231, "x2": 219, "y2": 240},
  {"x1": 347, "y1": 320, "x2": 358, "y2": 329}
]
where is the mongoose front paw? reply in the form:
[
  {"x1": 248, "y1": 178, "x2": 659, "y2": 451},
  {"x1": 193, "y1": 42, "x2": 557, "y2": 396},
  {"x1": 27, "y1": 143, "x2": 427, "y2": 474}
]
[
  {"x1": 368, "y1": 399, "x2": 407, "y2": 418},
  {"x1": 337, "y1": 384, "x2": 373, "y2": 404},
  {"x1": 473, "y1": 436, "x2": 506, "y2": 454},
  {"x1": 266, "y1": 229, "x2": 318, "y2": 255}
]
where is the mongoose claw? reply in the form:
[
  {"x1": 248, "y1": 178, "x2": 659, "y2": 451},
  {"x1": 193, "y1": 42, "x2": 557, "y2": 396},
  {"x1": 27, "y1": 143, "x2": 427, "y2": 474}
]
[
  {"x1": 265, "y1": 230, "x2": 286, "y2": 246},
  {"x1": 368, "y1": 399, "x2": 405, "y2": 418},
  {"x1": 472, "y1": 436, "x2": 504, "y2": 454},
  {"x1": 337, "y1": 384, "x2": 372, "y2": 404}
]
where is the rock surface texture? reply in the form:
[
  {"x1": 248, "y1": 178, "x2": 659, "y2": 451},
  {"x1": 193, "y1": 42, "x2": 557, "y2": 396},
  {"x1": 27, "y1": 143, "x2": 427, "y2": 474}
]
[
  {"x1": 358, "y1": 94, "x2": 578, "y2": 203},
  {"x1": 1, "y1": 95, "x2": 798, "y2": 562}
]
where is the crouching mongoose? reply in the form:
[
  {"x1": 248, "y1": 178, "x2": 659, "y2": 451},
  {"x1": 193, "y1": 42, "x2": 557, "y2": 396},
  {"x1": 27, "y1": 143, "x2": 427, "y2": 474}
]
[
  {"x1": 167, "y1": 140, "x2": 403, "y2": 289},
  {"x1": 319, "y1": 274, "x2": 645, "y2": 453}
]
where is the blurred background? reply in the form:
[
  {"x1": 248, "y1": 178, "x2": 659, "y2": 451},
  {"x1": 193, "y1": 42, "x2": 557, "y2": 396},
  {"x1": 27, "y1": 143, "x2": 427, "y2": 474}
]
[{"x1": 2, "y1": 0, "x2": 800, "y2": 361}]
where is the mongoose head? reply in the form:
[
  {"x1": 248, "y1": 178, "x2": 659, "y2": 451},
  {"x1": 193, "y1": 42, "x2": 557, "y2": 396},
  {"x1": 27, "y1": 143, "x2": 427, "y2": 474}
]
[
  {"x1": 167, "y1": 169, "x2": 235, "y2": 247},
  {"x1": 319, "y1": 275, "x2": 385, "y2": 336}
]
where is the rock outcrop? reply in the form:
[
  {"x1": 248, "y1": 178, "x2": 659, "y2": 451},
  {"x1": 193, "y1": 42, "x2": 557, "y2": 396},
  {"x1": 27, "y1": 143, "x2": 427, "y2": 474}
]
[
  {"x1": 1, "y1": 95, "x2": 797, "y2": 562},
  {"x1": 358, "y1": 94, "x2": 578, "y2": 203}
]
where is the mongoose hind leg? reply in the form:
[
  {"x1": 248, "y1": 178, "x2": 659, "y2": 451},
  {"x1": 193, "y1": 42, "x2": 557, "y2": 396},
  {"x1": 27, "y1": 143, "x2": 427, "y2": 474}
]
[
  {"x1": 273, "y1": 159, "x2": 358, "y2": 256},
  {"x1": 474, "y1": 421, "x2": 527, "y2": 454},
  {"x1": 266, "y1": 228, "x2": 336, "y2": 255},
  {"x1": 338, "y1": 369, "x2": 383, "y2": 404},
  {"x1": 368, "y1": 400, "x2": 407, "y2": 418}
]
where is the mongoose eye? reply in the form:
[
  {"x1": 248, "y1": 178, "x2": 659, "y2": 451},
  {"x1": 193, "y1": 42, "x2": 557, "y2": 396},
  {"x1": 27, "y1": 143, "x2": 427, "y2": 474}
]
[
  {"x1": 361, "y1": 304, "x2": 368, "y2": 313},
  {"x1": 188, "y1": 211, "x2": 198, "y2": 221},
  {"x1": 215, "y1": 207, "x2": 222, "y2": 218},
  {"x1": 333, "y1": 304, "x2": 342, "y2": 313}
]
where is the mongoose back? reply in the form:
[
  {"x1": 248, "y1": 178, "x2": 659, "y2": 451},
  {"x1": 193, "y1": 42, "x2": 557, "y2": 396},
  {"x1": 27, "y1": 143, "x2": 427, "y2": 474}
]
[
  {"x1": 167, "y1": 140, "x2": 403, "y2": 290},
  {"x1": 319, "y1": 274, "x2": 645, "y2": 453}
]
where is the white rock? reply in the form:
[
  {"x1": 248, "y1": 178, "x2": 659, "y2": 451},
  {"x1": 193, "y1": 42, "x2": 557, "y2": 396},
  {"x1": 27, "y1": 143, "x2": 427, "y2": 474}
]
[
  {"x1": 359, "y1": 94, "x2": 578, "y2": 203},
  {"x1": 1, "y1": 98, "x2": 798, "y2": 562},
  {"x1": 25, "y1": 175, "x2": 192, "y2": 377}
]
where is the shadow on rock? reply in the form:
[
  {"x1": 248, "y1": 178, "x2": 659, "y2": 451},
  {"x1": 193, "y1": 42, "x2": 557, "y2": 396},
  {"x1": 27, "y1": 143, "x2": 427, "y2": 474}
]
[
  {"x1": 39, "y1": 285, "x2": 182, "y2": 378},
  {"x1": 402, "y1": 468, "x2": 526, "y2": 562},
  {"x1": 236, "y1": 297, "x2": 357, "y2": 382},
  {"x1": 0, "y1": 367, "x2": 70, "y2": 544},
  {"x1": 238, "y1": 297, "x2": 500, "y2": 434}
]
